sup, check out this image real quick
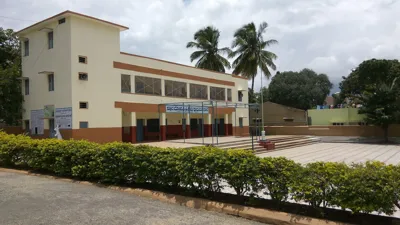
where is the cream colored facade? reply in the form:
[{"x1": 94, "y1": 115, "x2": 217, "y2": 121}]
[{"x1": 17, "y1": 11, "x2": 250, "y2": 143}]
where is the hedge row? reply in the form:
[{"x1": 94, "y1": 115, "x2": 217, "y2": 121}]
[{"x1": 1, "y1": 131, "x2": 399, "y2": 215}]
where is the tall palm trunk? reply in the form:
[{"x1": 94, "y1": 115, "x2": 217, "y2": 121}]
[{"x1": 251, "y1": 76, "x2": 255, "y2": 93}]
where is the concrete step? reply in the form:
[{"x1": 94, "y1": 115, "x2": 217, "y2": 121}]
[
  {"x1": 275, "y1": 138, "x2": 320, "y2": 148},
  {"x1": 252, "y1": 137, "x2": 321, "y2": 153},
  {"x1": 255, "y1": 142, "x2": 318, "y2": 154},
  {"x1": 213, "y1": 136, "x2": 320, "y2": 152},
  {"x1": 215, "y1": 136, "x2": 309, "y2": 148},
  {"x1": 273, "y1": 140, "x2": 320, "y2": 151}
]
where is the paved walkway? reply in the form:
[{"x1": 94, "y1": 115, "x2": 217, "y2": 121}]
[
  {"x1": 258, "y1": 143, "x2": 400, "y2": 165},
  {"x1": 0, "y1": 171, "x2": 264, "y2": 225}
]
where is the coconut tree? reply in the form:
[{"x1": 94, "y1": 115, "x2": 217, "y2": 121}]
[
  {"x1": 230, "y1": 22, "x2": 278, "y2": 92},
  {"x1": 186, "y1": 26, "x2": 231, "y2": 73}
]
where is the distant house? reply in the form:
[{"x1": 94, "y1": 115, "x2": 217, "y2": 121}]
[
  {"x1": 324, "y1": 96, "x2": 335, "y2": 106},
  {"x1": 249, "y1": 102, "x2": 307, "y2": 126}
]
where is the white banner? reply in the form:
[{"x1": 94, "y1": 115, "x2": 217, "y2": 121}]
[
  {"x1": 30, "y1": 109, "x2": 44, "y2": 134},
  {"x1": 166, "y1": 105, "x2": 208, "y2": 114},
  {"x1": 55, "y1": 107, "x2": 72, "y2": 129}
]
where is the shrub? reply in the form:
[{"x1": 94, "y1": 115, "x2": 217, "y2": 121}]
[
  {"x1": 221, "y1": 150, "x2": 260, "y2": 196},
  {"x1": 177, "y1": 147, "x2": 226, "y2": 194},
  {"x1": 292, "y1": 162, "x2": 349, "y2": 208},
  {"x1": 259, "y1": 157, "x2": 300, "y2": 202},
  {"x1": 0, "y1": 131, "x2": 399, "y2": 216},
  {"x1": 334, "y1": 161, "x2": 398, "y2": 215}
]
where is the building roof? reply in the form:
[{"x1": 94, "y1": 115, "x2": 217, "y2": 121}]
[
  {"x1": 262, "y1": 101, "x2": 305, "y2": 112},
  {"x1": 16, "y1": 10, "x2": 129, "y2": 35}
]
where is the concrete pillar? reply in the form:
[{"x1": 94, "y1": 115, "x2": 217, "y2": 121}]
[
  {"x1": 131, "y1": 75, "x2": 135, "y2": 93},
  {"x1": 224, "y1": 114, "x2": 230, "y2": 136},
  {"x1": 161, "y1": 79, "x2": 165, "y2": 96},
  {"x1": 130, "y1": 112, "x2": 137, "y2": 143},
  {"x1": 185, "y1": 113, "x2": 191, "y2": 139},
  {"x1": 160, "y1": 112, "x2": 166, "y2": 141},
  {"x1": 187, "y1": 83, "x2": 190, "y2": 98},
  {"x1": 204, "y1": 114, "x2": 212, "y2": 137}
]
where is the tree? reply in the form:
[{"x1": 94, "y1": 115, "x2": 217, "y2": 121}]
[
  {"x1": 230, "y1": 22, "x2": 278, "y2": 92},
  {"x1": 332, "y1": 92, "x2": 344, "y2": 106},
  {"x1": 0, "y1": 28, "x2": 20, "y2": 68},
  {"x1": 248, "y1": 88, "x2": 257, "y2": 103},
  {"x1": 186, "y1": 26, "x2": 231, "y2": 73},
  {"x1": 256, "y1": 87, "x2": 269, "y2": 104},
  {"x1": 0, "y1": 28, "x2": 22, "y2": 125},
  {"x1": 0, "y1": 65, "x2": 23, "y2": 125},
  {"x1": 341, "y1": 59, "x2": 400, "y2": 142},
  {"x1": 268, "y1": 69, "x2": 332, "y2": 110}
]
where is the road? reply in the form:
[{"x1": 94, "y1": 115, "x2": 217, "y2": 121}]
[{"x1": 0, "y1": 171, "x2": 264, "y2": 225}]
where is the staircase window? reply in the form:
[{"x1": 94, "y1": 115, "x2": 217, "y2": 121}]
[{"x1": 239, "y1": 118, "x2": 243, "y2": 128}]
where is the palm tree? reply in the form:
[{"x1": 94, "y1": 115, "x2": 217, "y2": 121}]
[
  {"x1": 230, "y1": 22, "x2": 278, "y2": 92},
  {"x1": 186, "y1": 26, "x2": 231, "y2": 73}
]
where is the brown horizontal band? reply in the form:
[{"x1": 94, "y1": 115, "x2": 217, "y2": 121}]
[
  {"x1": 113, "y1": 61, "x2": 235, "y2": 86},
  {"x1": 115, "y1": 101, "x2": 235, "y2": 114}
]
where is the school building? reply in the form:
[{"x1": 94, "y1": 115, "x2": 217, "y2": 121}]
[{"x1": 16, "y1": 10, "x2": 250, "y2": 143}]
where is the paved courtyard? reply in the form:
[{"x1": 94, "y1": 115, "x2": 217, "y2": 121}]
[
  {"x1": 0, "y1": 171, "x2": 264, "y2": 225},
  {"x1": 258, "y1": 142, "x2": 400, "y2": 165}
]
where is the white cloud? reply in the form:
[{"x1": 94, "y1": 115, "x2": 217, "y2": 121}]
[{"x1": 1, "y1": 0, "x2": 400, "y2": 92}]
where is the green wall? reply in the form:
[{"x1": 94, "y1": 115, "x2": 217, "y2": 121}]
[{"x1": 307, "y1": 108, "x2": 366, "y2": 125}]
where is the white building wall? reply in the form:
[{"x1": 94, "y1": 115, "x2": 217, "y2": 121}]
[
  {"x1": 21, "y1": 18, "x2": 72, "y2": 122},
  {"x1": 70, "y1": 16, "x2": 122, "y2": 129}
]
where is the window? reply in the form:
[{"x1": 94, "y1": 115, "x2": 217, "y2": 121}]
[
  {"x1": 238, "y1": 91, "x2": 243, "y2": 102},
  {"x1": 165, "y1": 80, "x2": 187, "y2": 97},
  {"x1": 332, "y1": 123, "x2": 344, "y2": 126},
  {"x1": 48, "y1": 74, "x2": 54, "y2": 91},
  {"x1": 239, "y1": 118, "x2": 243, "y2": 128},
  {"x1": 58, "y1": 18, "x2": 66, "y2": 24},
  {"x1": 79, "y1": 102, "x2": 88, "y2": 109},
  {"x1": 24, "y1": 40, "x2": 29, "y2": 56},
  {"x1": 78, "y1": 56, "x2": 87, "y2": 64},
  {"x1": 78, "y1": 73, "x2": 88, "y2": 81},
  {"x1": 24, "y1": 120, "x2": 30, "y2": 133},
  {"x1": 190, "y1": 84, "x2": 207, "y2": 99},
  {"x1": 227, "y1": 89, "x2": 232, "y2": 101},
  {"x1": 210, "y1": 87, "x2": 225, "y2": 101},
  {"x1": 147, "y1": 119, "x2": 159, "y2": 132},
  {"x1": 79, "y1": 121, "x2": 89, "y2": 128},
  {"x1": 24, "y1": 79, "x2": 29, "y2": 95},
  {"x1": 121, "y1": 74, "x2": 131, "y2": 93},
  {"x1": 135, "y1": 76, "x2": 161, "y2": 95},
  {"x1": 48, "y1": 32, "x2": 53, "y2": 49}
]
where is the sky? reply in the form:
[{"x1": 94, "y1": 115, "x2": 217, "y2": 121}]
[{"x1": 1, "y1": 0, "x2": 400, "y2": 93}]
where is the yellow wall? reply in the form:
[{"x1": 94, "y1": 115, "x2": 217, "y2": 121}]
[
  {"x1": 308, "y1": 108, "x2": 366, "y2": 125},
  {"x1": 21, "y1": 18, "x2": 72, "y2": 122}
]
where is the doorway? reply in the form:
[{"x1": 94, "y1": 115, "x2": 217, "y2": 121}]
[
  {"x1": 136, "y1": 119, "x2": 144, "y2": 142},
  {"x1": 213, "y1": 118, "x2": 225, "y2": 136}
]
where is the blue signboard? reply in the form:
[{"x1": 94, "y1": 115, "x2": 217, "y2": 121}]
[{"x1": 166, "y1": 105, "x2": 208, "y2": 114}]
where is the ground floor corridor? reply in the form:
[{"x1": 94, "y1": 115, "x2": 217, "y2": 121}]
[{"x1": 121, "y1": 111, "x2": 249, "y2": 143}]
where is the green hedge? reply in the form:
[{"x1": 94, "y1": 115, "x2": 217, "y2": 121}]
[{"x1": 1, "y1": 131, "x2": 399, "y2": 215}]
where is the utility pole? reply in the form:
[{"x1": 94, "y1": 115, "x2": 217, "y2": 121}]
[{"x1": 260, "y1": 69, "x2": 266, "y2": 141}]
